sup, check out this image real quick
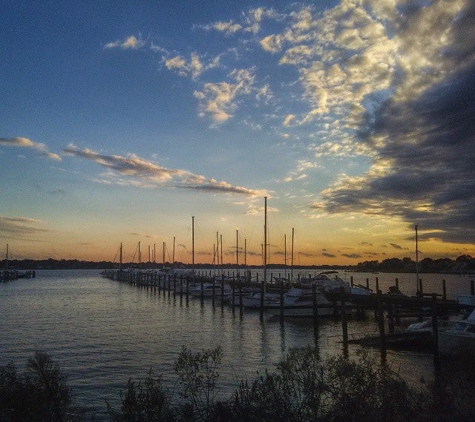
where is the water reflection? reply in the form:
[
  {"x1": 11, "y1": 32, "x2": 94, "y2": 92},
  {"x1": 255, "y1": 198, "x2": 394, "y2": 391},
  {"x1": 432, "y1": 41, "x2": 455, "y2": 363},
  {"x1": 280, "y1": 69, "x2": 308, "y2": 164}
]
[{"x1": 0, "y1": 269, "x2": 453, "y2": 420}]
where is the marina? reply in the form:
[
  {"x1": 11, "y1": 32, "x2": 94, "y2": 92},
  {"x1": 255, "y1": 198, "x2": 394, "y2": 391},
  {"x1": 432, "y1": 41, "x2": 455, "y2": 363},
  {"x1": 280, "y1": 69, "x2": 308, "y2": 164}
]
[{"x1": 1, "y1": 269, "x2": 475, "y2": 420}]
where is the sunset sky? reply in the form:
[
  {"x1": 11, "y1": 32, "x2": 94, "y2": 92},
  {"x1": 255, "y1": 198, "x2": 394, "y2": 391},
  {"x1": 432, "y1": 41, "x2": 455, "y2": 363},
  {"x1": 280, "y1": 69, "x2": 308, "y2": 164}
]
[{"x1": 1, "y1": 0, "x2": 474, "y2": 266}]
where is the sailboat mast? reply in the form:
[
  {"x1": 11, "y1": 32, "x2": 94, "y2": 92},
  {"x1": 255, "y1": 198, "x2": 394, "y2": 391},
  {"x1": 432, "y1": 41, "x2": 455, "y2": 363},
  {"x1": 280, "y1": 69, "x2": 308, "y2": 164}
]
[
  {"x1": 119, "y1": 243, "x2": 123, "y2": 271},
  {"x1": 264, "y1": 196, "x2": 267, "y2": 289},
  {"x1": 415, "y1": 224, "x2": 419, "y2": 294},
  {"x1": 244, "y1": 238, "x2": 247, "y2": 266},
  {"x1": 220, "y1": 234, "x2": 223, "y2": 275},
  {"x1": 173, "y1": 237, "x2": 176, "y2": 265},
  {"x1": 216, "y1": 232, "x2": 219, "y2": 266},
  {"x1": 236, "y1": 229, "x2": 239, "y2": 275},
  {"x1": 192, "y1": 216, "x2": 195, "y2": 274},
  {"x1": 291, "y1": 227, "x2": 294, "y2": 282},
  {"x1": 284, "y1": 234, "x2": 287, "y2": 279}
]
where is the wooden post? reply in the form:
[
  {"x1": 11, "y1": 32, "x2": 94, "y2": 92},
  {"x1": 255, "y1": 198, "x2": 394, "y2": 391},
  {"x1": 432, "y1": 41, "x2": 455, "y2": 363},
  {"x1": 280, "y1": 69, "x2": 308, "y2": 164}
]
[
  {"x1": 200, "y1": 278, "x2": 204, "y2": 303},
  {"x1": 366, "y1": 278, "x2": 369, "y2": 290},
  {"x1": 432, "y1": 293, "x2": 440, "y2": 370},
  {"x1": 312, "y1": 284, "x2": 318, "y2": 326},
  {"x1": 340, "y1": 287, "x2": 348, "y2": 348},
  {"x1": 221, "y1": 276, "x2": 225, "y2": 310},
  {"x1": 395, "y1": 278, "x2": 399, "y2": 291},
  {"x1": 377, "y1": 289, "x2": 387, "y2": 361},
  {"x1": 173, "y1": 275, "x2": 177, "y2": 297},
  {"x1": 350, "y1": 276, "x2": 354, "y2": 287},
  {"x1": 232, "y1": 285, "x2": 236, "y2": 314},
  {"x1": 375, "y1": 277, "x2": 379, "y2": 292},
  {"x1": 419, "y1": 278, "x2": 424, "y2": 297},
  {"x1": 212, "y1": 280, "x2": 216, "y2": 307},
  {"x1": 442, "y1": 279, "x2": 446, "y2": 300},
  {"x1": 387, "y1": 298, "x2": 395, "y2": 333},
  {"x1": 260, "y1": 284, "x2": 264, "y2": 322},
  {"x1": 471, "y1": 280, "x2": 474, "y2": 296},
  {"x1": 280, "y1": 278, "x2": 284, "y2": 320},
  {"x1": 239, "y1": 283, "x2": 243, "y2": 317}
]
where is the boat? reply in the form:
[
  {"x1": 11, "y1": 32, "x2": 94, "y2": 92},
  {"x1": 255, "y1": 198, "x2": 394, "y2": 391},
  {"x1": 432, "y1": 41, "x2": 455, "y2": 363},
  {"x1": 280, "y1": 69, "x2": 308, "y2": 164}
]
[
  {"x1": 439, "y1": 309, "x2": 475, "y2": 356},
  {"x1": 230, "y1": 290, "x2": 281, "y2": 308},
  {"x1": 305, "y1": 271, "x2": 351, "y2": 295},
  {"x1": 457, "y1": 295, "x2": 475, "y2": 307},
  {"x1": 188, "y1": 282, "x2": 233, "y2": 298},
  {"x1": 405, "y1": 318, "x2": 452, "y2": 333},
  {"x1": 266, "y1": 286, "x2": 352, "y2": 318}
]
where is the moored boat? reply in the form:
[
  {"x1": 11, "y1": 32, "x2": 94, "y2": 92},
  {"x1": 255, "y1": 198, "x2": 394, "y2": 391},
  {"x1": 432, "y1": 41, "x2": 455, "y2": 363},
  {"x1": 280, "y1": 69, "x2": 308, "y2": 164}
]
[
  {"x1": 439, "y1": 309, "x2": 475, "y2": 356},
  {"x1": 266, "y1": 286, "x2": 352, "y2": 318}
]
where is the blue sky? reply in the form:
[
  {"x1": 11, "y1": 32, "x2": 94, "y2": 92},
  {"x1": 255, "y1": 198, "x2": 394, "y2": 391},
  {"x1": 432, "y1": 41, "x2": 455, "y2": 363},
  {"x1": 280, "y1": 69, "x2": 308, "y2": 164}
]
[{"x1": 1, "y1": 0, "x2": 474, "y2": 265}]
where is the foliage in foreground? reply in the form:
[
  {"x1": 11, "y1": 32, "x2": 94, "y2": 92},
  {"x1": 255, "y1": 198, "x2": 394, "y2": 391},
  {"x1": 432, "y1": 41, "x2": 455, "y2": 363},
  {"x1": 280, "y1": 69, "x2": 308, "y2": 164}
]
[
  {"x1": 2, "y1": 347, "x2": 475, "y2": 422},
  {"x1": 0, "y1": 351, "x2": 82, "y2": 422}
]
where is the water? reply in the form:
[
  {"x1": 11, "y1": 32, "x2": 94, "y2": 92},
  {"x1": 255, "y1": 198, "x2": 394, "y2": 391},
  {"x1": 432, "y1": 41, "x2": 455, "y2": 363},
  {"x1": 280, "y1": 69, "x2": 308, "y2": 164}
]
[{"x1": 0, "y1": 269, "x2": 472, "y2": 420}]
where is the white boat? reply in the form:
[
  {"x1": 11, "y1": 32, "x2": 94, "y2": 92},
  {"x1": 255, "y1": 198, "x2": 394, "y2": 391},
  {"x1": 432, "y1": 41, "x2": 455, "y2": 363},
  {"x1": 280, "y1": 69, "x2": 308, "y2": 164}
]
[
  {"x1": 188, "y1": 282, "x2": 233, "y2": 298},
  {"x1": 267, "y1": 287, "x2": 352, "y2": 318},
  {"x1": 305, "y1": 271, "x2": 351, "y2": 295},
  {"x1": 439, "y1": 309, "x2": 475, "y2": 356},
  {"x1": 231, "y1": 290, "x2": 281, "y2": 308},
  {"x1": 457, "y1": 295, "x2": 475, "y2": 307},
  {"x1": 405, "y1": 319, "x2": 452, "y2": 333}
]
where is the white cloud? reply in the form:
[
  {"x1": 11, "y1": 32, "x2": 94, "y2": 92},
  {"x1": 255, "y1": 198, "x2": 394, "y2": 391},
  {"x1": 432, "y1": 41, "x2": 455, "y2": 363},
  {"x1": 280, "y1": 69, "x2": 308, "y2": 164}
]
[
  {"x1": 0, "y1": 137, "x2": 61, "y2": 161},
  {"x1": 193, "y1": 68, "x2": 255, "y2": 122},
  {"x1": 164, "y1": 52, "x2": 218, "y2": 79},
  {"x1": 104, "y1": 35, "x2": 145, "y2": 50}
]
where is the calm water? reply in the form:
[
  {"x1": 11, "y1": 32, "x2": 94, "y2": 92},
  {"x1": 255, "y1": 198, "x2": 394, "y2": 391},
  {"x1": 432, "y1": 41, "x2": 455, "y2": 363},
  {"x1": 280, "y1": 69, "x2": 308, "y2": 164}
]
[{"x1": 0, "y1": 269, "x2": 473, "y2": 419}]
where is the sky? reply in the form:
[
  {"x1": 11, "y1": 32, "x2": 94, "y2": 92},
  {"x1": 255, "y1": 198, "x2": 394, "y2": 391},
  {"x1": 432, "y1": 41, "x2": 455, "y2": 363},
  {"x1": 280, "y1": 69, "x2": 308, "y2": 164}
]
[{"x1": 1, "y1": 0, "x2": 475, "y2": 266}]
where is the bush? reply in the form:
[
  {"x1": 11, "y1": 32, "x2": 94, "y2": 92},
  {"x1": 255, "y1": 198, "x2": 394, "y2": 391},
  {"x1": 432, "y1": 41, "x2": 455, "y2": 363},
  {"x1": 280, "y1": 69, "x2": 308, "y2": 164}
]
[
  {"x1": 107, "y1": 369, "x2": 173, "y2": 422},
  {"x1": 0, "y1": 351, "x2": 80, "y2": 422},
  {"x1": 226, "y1": 348, "x2": 426, "y2": 422}
]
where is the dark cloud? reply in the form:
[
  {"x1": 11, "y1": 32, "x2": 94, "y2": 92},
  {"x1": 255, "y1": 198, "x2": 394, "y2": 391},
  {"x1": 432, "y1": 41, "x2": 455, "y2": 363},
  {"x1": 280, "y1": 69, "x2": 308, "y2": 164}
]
[
  {"x1": 342, "y1": 253, "x2": 361, "y2": 259},
  {"x1": 315, "y1": 2, "x2": 475, "y2": 246},
  {"x1": 0, "y1": 216, "x2": 50, "y2": 239}
]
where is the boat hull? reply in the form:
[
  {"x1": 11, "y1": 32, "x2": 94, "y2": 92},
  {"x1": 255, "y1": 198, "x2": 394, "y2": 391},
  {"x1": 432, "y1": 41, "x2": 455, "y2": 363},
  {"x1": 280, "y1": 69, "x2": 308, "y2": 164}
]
[{"x1": 439, "y1": 331, "x2": 475, "y2": 356}]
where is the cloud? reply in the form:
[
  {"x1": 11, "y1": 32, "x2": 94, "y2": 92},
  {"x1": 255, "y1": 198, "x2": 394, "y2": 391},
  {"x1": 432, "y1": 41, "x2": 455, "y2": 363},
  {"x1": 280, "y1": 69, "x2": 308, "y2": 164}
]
[
  {"x1": 341, "y1": 253, "x2": 361, "y2": 259},
  {"x1": 306, "y1": 0, "x2": 475, "y2": 245},
  {"x1": 164, "y1": 53, "x2": 216, "y2": 79},
  {"x1": 104, "y1": 35, "x2": 145, "y2": 50},
  {"x1": 0, "y1": 137, "x2": 61, "y2": 160},
  {"x1": 0, "y1": 216, "x2": 50, "y2": 239},
  {"x1": 200, "y1": 7, "x2": 279, "y2": 35},
  {"x1": 64, "y1": 145, "x2": 267, "y2": 197},
  {"x1": 193, "y1": 68, "x2": 255, "y2": 122}
]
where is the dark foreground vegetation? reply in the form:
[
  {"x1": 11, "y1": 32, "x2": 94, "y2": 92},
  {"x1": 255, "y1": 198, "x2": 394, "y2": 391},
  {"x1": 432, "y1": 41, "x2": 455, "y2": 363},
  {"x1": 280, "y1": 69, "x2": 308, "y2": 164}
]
[{"x1": 1, "y1": 347, "x2": 475, "y2": 422}]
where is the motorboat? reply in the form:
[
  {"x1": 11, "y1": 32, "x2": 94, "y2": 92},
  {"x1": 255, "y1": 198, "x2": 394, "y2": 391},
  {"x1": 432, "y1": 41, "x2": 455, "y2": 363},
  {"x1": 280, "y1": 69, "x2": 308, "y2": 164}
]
[
  {"x1": 188, "y1": 282, "x2": 233, "y2": 298},
  {"x1": 303, "y1": 271, "x2": 351, "y2": 295},
  {"x1": 231, "y1": 290, "x2": 281, "y2": 309},
  {"x1": 439, "y1": 309, "x2": 475, "y2": 355},
  {"x1": 266, "y1": 286, "x2": 352, "y2": 318}
]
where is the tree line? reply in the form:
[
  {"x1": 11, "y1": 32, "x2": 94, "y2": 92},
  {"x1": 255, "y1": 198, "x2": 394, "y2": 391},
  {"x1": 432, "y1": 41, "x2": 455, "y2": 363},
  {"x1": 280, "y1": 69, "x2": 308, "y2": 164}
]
[
  {"x1": 3, "y1": 254, "x2": 475, "y2": 273},
  {"x1": 354, "y1": 255, "x2": 475, "y2": 274}
]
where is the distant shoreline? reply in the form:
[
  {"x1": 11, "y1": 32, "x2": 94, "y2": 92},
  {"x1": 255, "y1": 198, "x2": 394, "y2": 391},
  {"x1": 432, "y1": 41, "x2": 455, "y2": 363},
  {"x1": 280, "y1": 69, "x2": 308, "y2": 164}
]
[{"x1": 3, "y1": 255, "x2": 475, "y2": 274}]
